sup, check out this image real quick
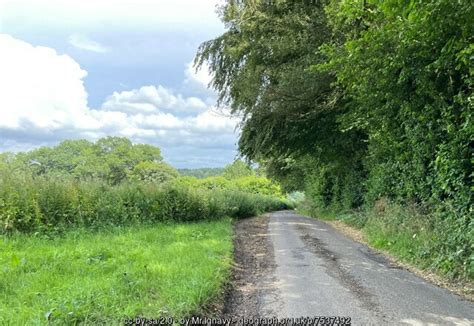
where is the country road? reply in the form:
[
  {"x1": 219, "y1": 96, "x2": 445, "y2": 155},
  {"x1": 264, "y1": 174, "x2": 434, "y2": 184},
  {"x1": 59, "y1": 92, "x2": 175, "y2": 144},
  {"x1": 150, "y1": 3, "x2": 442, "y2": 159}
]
[{"x1": 224, "y1": 211, "x2": 474, "y2": 325}]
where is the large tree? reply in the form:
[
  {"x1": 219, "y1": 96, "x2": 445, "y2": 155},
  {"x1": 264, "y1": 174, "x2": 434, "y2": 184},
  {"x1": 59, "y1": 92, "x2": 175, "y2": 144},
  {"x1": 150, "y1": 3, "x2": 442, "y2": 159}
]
[
  {"x1": 196, "y1": 0, "x2": 367, "y2": 199},
  {"x1": 9, "y1": 137, "x2": 174, "y2": 185}
]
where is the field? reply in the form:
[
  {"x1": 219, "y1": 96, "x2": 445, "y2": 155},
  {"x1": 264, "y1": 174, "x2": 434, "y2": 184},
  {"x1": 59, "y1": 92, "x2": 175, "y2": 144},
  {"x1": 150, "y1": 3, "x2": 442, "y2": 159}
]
[
  {"x1": 0, "y1": 145, "x2": 290, "y2": 324},
  {"x1": 0, "y1": 219, "x2": 232, "y2": 324}
]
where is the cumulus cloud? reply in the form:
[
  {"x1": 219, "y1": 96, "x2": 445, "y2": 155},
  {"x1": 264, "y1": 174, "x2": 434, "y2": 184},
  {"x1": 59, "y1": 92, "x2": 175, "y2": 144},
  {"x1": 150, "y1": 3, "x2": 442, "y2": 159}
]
[
  {"x1": 102, "y1": 85, "x2": 207, "y2": 115},
  {"x1": 0, "y1": 34, "x2": 238, "y2": 167},
  {"x1": 68, "y1": 34, "x2": 109, "y2": 53},
  {"x1": 183, "y1": 61, "x2": 217, "y2": 101},
  {"x1": 0, "y1": 34, "x2": 96, "y2": 131}
]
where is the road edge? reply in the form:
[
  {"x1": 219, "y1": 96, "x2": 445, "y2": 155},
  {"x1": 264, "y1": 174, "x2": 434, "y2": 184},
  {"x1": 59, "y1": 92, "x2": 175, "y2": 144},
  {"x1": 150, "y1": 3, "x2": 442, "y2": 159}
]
[
  {"x1": 317, "y1": 217, "x2": 474, "y2": 302},
  {"x1": 221, "y1": 213, "x2": 276, "y2": 318}
]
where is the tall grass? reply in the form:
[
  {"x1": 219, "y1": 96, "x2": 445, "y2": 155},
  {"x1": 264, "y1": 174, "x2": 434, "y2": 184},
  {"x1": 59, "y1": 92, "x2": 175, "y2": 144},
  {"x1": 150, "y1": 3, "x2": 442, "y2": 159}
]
[
  {"x1": 0, "y1": 173, "x2": 290, "y2": 234},
  {"x1": 0, "y1": 165, "x2": 290, "y2": 323}
]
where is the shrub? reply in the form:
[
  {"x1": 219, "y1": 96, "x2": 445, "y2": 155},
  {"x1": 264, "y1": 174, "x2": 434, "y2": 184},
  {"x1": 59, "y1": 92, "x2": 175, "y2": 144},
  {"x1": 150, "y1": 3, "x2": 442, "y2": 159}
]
[{"x1": 234, "y1": 176, "x2": 283, "y2": 198}]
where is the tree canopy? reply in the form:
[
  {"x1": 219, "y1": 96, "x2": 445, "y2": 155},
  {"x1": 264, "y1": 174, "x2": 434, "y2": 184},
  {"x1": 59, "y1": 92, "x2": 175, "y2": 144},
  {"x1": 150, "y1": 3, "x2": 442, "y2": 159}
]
[
  {"x1": 3, "y1": 137, "x2": 178, "y2": 185},
  {"x1": 222, "y1": 160, "x2": 255, "y2": 179},
  {"x1": 196, "y1": 0, "x2": 473, "y2": 209},
  {"x1": 197, "y1": 0, "x2": 473, "y2": 277},
  {"x1": 178, "y1": 168, "x2": 225, "y2": 179}
]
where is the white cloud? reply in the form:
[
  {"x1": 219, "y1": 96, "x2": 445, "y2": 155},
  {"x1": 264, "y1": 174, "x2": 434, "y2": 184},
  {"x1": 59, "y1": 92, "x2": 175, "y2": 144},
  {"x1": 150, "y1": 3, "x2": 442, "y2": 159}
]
[
  {"x1": 68, "y1": 34, "x2": 108, "y2": 53},
  {"x1": 191, "y1": 109, "x2": 236, "y2": 132},
  {"x1": 0, "y1": 34, "x2": 96, "y2": 130},
  {"x1": 102, "y1": 85, "x2": 207, "y2": 114},
  {"x1": 185, "y1": 61, "x2": 213, "y2": 89},
  {"x1": 0, "y1": 34, "x2": 238, "y2": 167},
  {"x1": 182, "y1": 61, "x2": 218, "y2": 106}
]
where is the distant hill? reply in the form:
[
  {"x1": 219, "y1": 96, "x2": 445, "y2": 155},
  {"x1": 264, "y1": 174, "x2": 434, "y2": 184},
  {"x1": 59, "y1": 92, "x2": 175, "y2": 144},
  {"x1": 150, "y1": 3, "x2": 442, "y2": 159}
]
[{"x1": 178, "y1": 168, "x2": 224, "y2": 179}]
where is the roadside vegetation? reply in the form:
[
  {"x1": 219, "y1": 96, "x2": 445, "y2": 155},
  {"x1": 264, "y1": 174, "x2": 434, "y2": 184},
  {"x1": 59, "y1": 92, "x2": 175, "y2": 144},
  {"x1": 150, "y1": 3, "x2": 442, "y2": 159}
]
[
  {"x1": 0, "y1": 137, "x2": 289, "y2": 234},
  {"x1": 0, "y1": 173, "x2": 287, "y2": 234},
  {"x1": 0, "y1": 137, "x2": 289, "y2": 323},
  {"x1": 197, "y1": 0, "x2": 473, "y2": 282}
]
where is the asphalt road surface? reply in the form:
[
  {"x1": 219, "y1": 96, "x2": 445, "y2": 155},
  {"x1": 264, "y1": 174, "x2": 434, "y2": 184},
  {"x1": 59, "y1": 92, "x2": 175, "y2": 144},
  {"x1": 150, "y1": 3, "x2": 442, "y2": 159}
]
[{"x1": 257, "y1": 211, "x2": 474, "y2": 325}]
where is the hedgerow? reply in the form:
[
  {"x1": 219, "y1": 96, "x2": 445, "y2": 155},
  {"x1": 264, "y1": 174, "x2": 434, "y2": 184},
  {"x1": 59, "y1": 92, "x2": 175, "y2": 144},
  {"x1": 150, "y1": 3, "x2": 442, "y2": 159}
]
[{"x1": 0, "y1": 172, "x2": 290, "y2": 234}]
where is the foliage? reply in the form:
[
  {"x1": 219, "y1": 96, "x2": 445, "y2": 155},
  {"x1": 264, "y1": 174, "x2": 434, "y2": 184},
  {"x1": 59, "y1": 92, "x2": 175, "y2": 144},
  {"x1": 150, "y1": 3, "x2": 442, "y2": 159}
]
[
  {"x1": 0, "y1": 137, "x2": 288, "y2": 323},
  {"x1": 197, "y1": 0, "x2": 473, "y2": 280},
  {"x1": 233, "y1": 176, "x2": 283, "y2": 198},
  {"x1": 222, "y1": 160, "x2": 255, "y2": 179},
  {"x1": 178, "y1": 168, "x2": 224, "y2": 179},
  {"x1": 0, "y1": 220, "x2": 232, "y2": 323},
  {"x1": 130, "y1": 161, "x2": 179, "y2": 183},
  {"x1": 6, "y1": 137, "x2": 172, "y2": 185},
  {"x1": 319, "y1": 0, "x2": 473, "y2": 211},
  {"x1": 195, "y1": 176, "x2": 233, "y2": 190},
  {"x1": 0, "y1": 172, "x2": 289, "y2": 234},
  {"x1": 172, "y1": 173, "x2": 283, "y2": 198}
]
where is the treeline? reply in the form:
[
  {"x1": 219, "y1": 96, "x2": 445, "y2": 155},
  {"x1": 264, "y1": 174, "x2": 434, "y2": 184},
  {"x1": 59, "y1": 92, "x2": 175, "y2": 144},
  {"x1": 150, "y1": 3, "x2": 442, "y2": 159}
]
[
  {"x1": 0, "y1": 137, "x2": 178, "y2": 185},
  {"x1": 179, "y1": 168, "x2": 224, "y2": 178},
  {"x1": 0, "y1": 138, "x2": 290, "y2": 234},
  {"x1": 197, "y1": 0, "x2": 472, "y2": 279}
]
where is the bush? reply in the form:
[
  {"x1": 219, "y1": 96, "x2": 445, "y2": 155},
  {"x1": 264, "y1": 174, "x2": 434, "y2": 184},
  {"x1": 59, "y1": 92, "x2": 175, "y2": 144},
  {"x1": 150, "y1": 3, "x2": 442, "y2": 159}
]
[
  {"x1": 234, "y1": 176, "x2": 283, "y2": 198},
  {"x1": 155, "y1": 184, "x2": 210, "y2": 222}
]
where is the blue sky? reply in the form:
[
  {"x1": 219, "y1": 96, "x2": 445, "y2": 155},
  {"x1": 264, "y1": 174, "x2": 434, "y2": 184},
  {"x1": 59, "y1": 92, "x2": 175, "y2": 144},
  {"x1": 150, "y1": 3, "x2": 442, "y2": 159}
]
[{"x1": 0, "y1": 0, "x2": 239, "y2": 168}]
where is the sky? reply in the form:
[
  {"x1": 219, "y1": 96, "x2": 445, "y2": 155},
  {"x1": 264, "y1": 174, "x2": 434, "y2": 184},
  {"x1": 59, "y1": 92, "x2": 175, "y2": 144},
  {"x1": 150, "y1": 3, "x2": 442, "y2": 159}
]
[{"x1": 0, "y1": 0, "x2": 240, "y2": 168}]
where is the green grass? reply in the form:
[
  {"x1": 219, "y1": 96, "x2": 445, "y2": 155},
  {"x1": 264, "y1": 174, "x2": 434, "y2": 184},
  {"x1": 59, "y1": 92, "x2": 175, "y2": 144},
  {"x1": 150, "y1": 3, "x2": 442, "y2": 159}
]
[
  {"x1": 362, "y1": 216, "x2": 432, "y2": 264},
  {"x1": 0, "y1": 219, "x2": 233, "y2": 325},
  {"x1": 302, "y1": 200, "x2": 473, "y2": 282}
]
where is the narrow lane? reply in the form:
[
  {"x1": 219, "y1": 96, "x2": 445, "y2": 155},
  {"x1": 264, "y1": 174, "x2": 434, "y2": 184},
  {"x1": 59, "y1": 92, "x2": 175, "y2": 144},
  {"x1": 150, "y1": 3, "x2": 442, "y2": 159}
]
[{"x1": 260, "y1": 211, "x2": 474, "y2": 325}]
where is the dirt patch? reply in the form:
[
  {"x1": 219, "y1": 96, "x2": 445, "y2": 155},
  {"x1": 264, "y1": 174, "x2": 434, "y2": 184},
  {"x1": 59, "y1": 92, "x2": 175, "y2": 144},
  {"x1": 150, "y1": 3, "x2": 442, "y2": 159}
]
[
  {"x1": 325, "y1": 220, "x2": 474, "y2": 302},
  {"x1": 222, "y1": 214, "x2": 276, "y2": 317}
]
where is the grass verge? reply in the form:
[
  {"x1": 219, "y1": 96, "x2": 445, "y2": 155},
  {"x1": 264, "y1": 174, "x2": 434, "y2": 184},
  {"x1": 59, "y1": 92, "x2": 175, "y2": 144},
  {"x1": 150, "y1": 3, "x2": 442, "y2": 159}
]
[
  {"x1": 297, "y1": 202, "x2": 473, "y2": 299},
  {"x1": 0, "y1": 219, "x2": 233, "y2": 324}
]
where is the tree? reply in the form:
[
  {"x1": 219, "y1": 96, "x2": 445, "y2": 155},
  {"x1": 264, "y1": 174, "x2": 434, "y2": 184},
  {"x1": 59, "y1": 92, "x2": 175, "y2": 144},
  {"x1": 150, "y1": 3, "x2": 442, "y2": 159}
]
[
  {"x1": 222, "y1": 160, "x2": 254, "y2": 179},
  {"x1": 196, "y1": 1, "x2": 339, "y2": 161},
  {"x1": 5, "y1": 137, "x2": 169, "y2": 185},
  {"x1": 196, "y1": 0, "x2": 473, "y2": 278},
  {"x1": 320, "y1": 0, "x2": 473, "y2": 207},
  {"x1": 130, "y1": 161, "x2": 179, "y2": 183},
  {"x1": 178, "y1": 168, "x2": 225, "y2": 179},
  {"x1": 196, "y1": 0, "x2": 472, "y2": 212},
  {"x1": 196, "y1": 0, "x2": 367, "y2": 206}
]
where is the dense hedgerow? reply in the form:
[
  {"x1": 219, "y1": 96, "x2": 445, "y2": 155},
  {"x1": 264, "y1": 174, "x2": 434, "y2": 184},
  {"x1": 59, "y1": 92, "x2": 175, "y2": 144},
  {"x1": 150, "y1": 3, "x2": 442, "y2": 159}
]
[{"x1": 0, "y1": 173, "x2": 290, "y2": 234}]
